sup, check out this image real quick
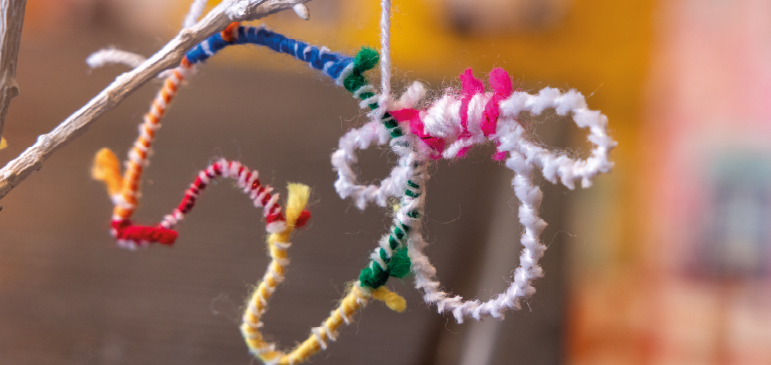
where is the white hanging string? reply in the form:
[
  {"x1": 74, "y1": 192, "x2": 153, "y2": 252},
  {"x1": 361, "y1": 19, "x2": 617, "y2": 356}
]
[{"x1": 379, "y1": 0, "x2": 392, "y2": 110}]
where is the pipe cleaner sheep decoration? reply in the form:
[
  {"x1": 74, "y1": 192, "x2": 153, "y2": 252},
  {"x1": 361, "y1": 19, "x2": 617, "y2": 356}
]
[{"x1": 88, "y1": 1, "x2": 616, "y2": 363}]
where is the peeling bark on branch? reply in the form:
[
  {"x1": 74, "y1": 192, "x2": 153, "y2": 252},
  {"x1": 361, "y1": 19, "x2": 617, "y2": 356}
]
[
  {"x1": 0, "y1": 0, "x2": 26, "y2": 142},
  {"x1": 0, "y1": 0, "x2": 311, "y2": 200}
]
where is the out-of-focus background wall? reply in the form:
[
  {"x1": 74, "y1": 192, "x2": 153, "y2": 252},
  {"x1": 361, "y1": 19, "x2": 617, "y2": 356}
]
[{"x1": 2, "y1": 0, "x2": 769, "y2": 364}]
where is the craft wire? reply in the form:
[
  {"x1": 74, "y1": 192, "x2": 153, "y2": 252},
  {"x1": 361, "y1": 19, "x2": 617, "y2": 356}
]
[
  {"x1": 89, "y1": 18, "x2": 618, "y2": 362},
  {"x1": 90, "y1": 24, "x2": 410, "y2": 363},
  {"x1": 185, "y1": 25, "x2": 354, "y2": 83}
]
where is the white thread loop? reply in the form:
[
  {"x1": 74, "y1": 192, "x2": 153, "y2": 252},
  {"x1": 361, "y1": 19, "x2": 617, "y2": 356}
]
[{"x1": 87, "y1": 48, "x2": 146, "y2": 69}]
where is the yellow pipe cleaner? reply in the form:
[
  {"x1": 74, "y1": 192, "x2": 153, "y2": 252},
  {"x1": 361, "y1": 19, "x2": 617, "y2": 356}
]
[{"x1": 240, "y1": 183, "x2": 406, "y2": 364}]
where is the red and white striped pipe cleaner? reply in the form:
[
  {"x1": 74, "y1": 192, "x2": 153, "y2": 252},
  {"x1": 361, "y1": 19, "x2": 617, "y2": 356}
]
[{"x1": 113, "y1": 158, "x2": 299, "y2": 250}]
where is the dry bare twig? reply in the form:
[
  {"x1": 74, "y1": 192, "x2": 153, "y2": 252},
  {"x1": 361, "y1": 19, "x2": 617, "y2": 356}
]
[
  {"x1": 0, "y1": 0, "x2": 26, "y2": 143},
  {"x1": 0, "y1": 0, "x2": 311, "y2": 200}
]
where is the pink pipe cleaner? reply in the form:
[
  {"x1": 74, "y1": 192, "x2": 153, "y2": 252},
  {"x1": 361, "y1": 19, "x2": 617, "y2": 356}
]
[
  {"x1": 391, "y1": 68, "x2": 514, "y2": 161},
  {"x1": 484, "y1": 68, "x2": 513, "y2": 160},
  {"x1": 389, "y1": 109, "x2": 446, "y2": 159},
  {"x1": 456, "y1": 68, "x2": 486, "y2": 158}
]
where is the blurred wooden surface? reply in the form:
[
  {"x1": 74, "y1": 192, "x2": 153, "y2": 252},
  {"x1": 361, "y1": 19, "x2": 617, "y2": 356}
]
[{"x1": 0, "y1": 26, "x2": 568, "y2": 365}]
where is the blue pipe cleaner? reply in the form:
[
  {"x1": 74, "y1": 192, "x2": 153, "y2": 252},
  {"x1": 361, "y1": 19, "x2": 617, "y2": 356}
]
[{"x1": 185, "y1": 26, "x2": 354, "y2": 82}]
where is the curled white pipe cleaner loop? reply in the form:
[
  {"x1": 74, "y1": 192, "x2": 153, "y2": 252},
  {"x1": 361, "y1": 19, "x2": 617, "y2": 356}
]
[
  {"x1": 331, "y1": 120, "x2": 394, "y2": 209},
  {"x1": 332, "y1": 81, "x2": 427, "y2": 210},
  {"x1": 496, "y1": 87, "x2": 616, "y2": 189}
]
